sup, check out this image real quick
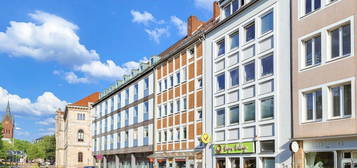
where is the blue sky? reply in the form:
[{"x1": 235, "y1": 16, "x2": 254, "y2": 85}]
[{"x1": 0, "y1": 0, "x2": 215, "y2": 141}]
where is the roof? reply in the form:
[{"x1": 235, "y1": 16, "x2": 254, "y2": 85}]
[{"x1": 70, "y1": 92, "x2": 100, "y2": 107}]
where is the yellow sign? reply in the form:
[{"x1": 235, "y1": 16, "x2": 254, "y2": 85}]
[{"x1": 200, "y1": 133, "x2": 211, "y2": 144}]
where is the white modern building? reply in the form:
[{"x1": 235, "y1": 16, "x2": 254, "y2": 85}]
[
  {"x1": 204, "y1": 0, "x2": 292, "y2": 167},
  {"x1": 91, "y1": 56, "x2": 160, "y2": 168}
]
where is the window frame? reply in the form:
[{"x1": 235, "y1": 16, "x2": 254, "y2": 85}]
[
  {"x1": 329, "y1": 83, "x2": 352, "y2": 119},
  {"x1": 328, "y1": 23, "x2": 351, "y2": 60},
  {"x1": 302, "y1": 89, "x2": 323, "y2": 122},
  {"x1": 260, "y1": 10, "x2": 274, "y2": 35},
  {"x1": 216, "y1": 73, "x2": 226, "y2": 92}
]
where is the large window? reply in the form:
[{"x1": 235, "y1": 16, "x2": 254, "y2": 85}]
[
  {"x1": 229, "y1": 106, "x2": 239, "y2": 124},
  {"x1": 230, "y1": 31, "x2": 239, "y2": 49},
  {"x1": 77, "y1": 113, "x2": 85, "y2": 120},
  {"x1": 245, "y1": 23, "x2": 255, "y2": 42},
  {"x1": 261, "y1": 11, "x2": 273, "y2": 34},
  {"x1": 260, "y1": 140, "x2": 275, "y2": 153},
  {"x1": 244, "y1": 62, "x2": 255, "y2": 82},
  {"x1": 78, "y1": 129, "x2": 84, "y2": 142},
  {"x1": 78, "y1": 152, "x2": 83, "y2": 162},
  {"x1": 263, "y1": 158, "x2": 275, "y2": 168},
  {"x1": 330, "y1": 24, "x2": 351, "y2": 59},
  {"x1": 305, "y1": 152, "x2": 334, "y2": 168},
  {"x1": 304, "y1": 89, "x2": 322, "y2": 121},
  {"x1": 217, "y1": 73, "x2": 225, "y2": 91},
  {"x1": 244, "y1": 158, "x2": 256, "y2": 168},
  {"x1": 261, "y1": 97, "x2": 274, "y2": 119},
  {"x1": 244, "y1": 102, "x2": 255, "y2": 122},
  {"x1": 330, "y1": 83, "x2": 351, "y2": 118},
  {"x1": 304, "y1": 35, "x2": 321, "y2": 67},
  {"x1": 230, "y1": 68, "x2": 239, "y2": 87},
  {"x1": 217, "y1": 40, "x2": 225, "y2": 56},
  {"x1": 216, "y1": 109, "x2": 225, "y2": 127},
  {"x1": 261, "y1": 55, "x2": 273, "y2": 76},
  {"x1": 305, "y1": 0, "x2": 321, "y2": 15}
]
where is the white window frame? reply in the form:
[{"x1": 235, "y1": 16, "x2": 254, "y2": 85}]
[
  {"x1": 328, "y1": 23, "x2": 352, "y2": 60},
  {"x1": 301, "y1": 89, "x2": 322, "y2": 123},
  {"x1": 328, "y1": 83, "x2": 352, "y2": 119},
  {"x1": 301, "y1": 34, "x2": 322, "y2": 68}
]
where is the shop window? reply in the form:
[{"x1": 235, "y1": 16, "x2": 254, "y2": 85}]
[
  {"x1": 260, "y1": 140, "x2": 275, "y2": 153},
  {"x1": 216, "y1": 159, "x2": 226, "y2": 168},
  {"x1": 305, "y1": 152, "x2": 334, "y2": 168},
  {"x1": 231, "y1": 158, "x2": 240, "y2": 168},
  {"x1": 262, "y1": 157, "x2": 275, "y2": 168},
  {"x1": 244, "y1": 158, "x2": 256, "y2": 168}
]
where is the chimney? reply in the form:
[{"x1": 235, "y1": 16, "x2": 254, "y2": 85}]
[
  {"x1": 187, "y1": 16, "x2": 204, "y2": 36},
  {"x1": 213, "y1": 1, "x2": 220, "y2": 19}
]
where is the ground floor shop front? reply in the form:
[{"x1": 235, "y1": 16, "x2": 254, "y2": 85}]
[
  {"x1": 293, "y1": 137, "x2": 357, "y2": 168},
  {"x1": 149, "y1": 151, "x2": 203, "y2": 168},
  {"x1": 95, "y1": 152, "x2": 153, "y2": 168}
]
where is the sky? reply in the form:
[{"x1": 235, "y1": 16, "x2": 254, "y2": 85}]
[{"x1": 0, "y1": 0, "x2": 215, "y2": 141}]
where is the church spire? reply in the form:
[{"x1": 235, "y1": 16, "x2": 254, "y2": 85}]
[{"x1": 6, "y1": 100, "x2": 10, "y2": 116}]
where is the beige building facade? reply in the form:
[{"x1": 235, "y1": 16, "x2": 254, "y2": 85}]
[
  {"x1": 292, "y1": 0, "x2": 357, "y2": 167},
  {"x1": 56, "y1": 92, "x2": 99, "y2": 168}
]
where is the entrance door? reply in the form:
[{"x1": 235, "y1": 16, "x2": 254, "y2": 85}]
[{"x1": 342, "y1": 152, "x2": 357, "y2": 168}]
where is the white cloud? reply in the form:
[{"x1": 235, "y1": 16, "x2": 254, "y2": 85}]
[
  {"x1": 64, "y1": 72, "x2": 90, "y2": 84},
  {"x1": 171, "y1": 16, "x2": 187, "y2": 36},
  {"x1": 0, "y1": 10, "x2": 99, "y2": 66},
  {"x1": 194, "y1": 0, "x2": 215, "y2": 11},
  {"x1": 131, "y1": 10, "x2": 155, "y2": 25},
  {"x1": 145, "y1": 28, "x2": 170, "y2": 44},
  {"x1": 36, "y1": 117, "x2": 55, "y2": 125},
  {"x1": 15, "y1": 127, "x2": 21, "y2": 130},
  {"x1": 0, "y1": 86, "x2": 68, "y2": 116}
]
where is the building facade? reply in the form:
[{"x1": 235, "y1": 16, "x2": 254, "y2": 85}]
[
  {"x1": 92, "y1": 57, "x2": 159, "y2": 168},
  {"x1": 55, "y1": 92, "x2": 99, "y2": 168},
  {"x1": 292, "y1": 0, "x2": 357, "y2": 167},
  {"x1": 204, "y1": 0, "x2": 291, "y2": 167},
  {"x1": 2, "y1": 101, "x2": 14, "y2": 142},
  {"x1": 149, "y1": 4, "x2": 219, "y2": 168}
]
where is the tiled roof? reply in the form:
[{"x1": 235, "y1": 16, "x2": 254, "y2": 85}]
[{"x1": 70, "y1": 92, "x2": 100, "y2": 107}]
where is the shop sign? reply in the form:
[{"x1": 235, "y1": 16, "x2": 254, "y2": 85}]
[
  {"x1": 214, "y1": 142, "x2": 255, "y2": 154},
  {"x1": 200, "y1": 133, "x2": 211, "y2": 144}
]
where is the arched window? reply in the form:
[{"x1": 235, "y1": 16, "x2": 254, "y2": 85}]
[
  {"x1": 78, "y1": 129, "x2": 84, "y2": 142},
  {"x1": 78, "y1": 152, "x2": 83, "y2": 162}
]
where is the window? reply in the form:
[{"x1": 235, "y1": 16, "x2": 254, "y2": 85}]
[
  {"x1": 330, "y1": 84, "x2": 351, "y2": 118},
  {"x1": 217, "y1": 40, "x2": 225, "y2": 56},
  {"x1": 197, "y1": 109, "x2": 203, "y2": 120},
  {"x1": 261, "y1": 140, "x2": 275, "y2": 153},
  {"x1": 133, "y1": 128, "x2": 138, "y2": 146},
  {"x1": 78, "y1": 152, "x2": 83, "y2": 162},
  {"x1": 164, "y1": 79, "x2": 167, "y2": 90},
  {"x1": 217, "y1": 73, "x2": 225, "y2": 91},
  {"x1": 125, "y1": 110, "x2": 129, "y2": 126},
  {"x1": 133, "y1": 106, "x2": 138, "y2": 123},
  {"x1": 197, "y1": 78, "x2": 203, "y2": 89},
  {"x1": 169, "y1": 129, "x2": 173, "y2": 141},
  {"x1": 261, "y1": 11, "x2": 273, "y2": 34},
  {"x1": 244, "y1": 62, "x2": 255, "y2": 82},
  {"x1": 164, "y1": 104, "x2": 167, "y2": 116},
  {"x1": 77, "y1": 113, "x2": 85, "y2": 120},
  {"x1": 305, "y1": 0, "x2": 321, "y2": 15},
  {"x1": 117, "y1": 94, "x2": 121, "y2": 109},
  {"x1": 169, "y1": 102, "x2": 173, "y2": 115},
  {"x1": 117, "y1": 113, "x2": 121, "y2": 128},
  {"x1": 261, "y1": 97, "x2": 274, "y2": 119},
  {"x1": 78, "y1": 129, "x2": 84, "y2": 142},
  {"x1": 176, "y1": 72, "x2": 181, "y2": 85},
  {"x1": 158, "y1": 105, "x2": 161, "y2": 118},
  {"x1": 229, "y1": 106, "x2": 239, "y2": 124},
  {"x1": 117, "y1": 133, "x2": 121, "y2": 148},
  {"x1": 163, "y1": 131, "x2": 167, "y2": 142},
  {"x1": 125, "y1": 89, "x2": 129, "y2": 105},
  {"x1": 216, "y1": 109, "x2": 225, "y2": 127},
  {"x1": 182, "y1": 127, "x2": 187, "y2": 140},
  {"x1": 170, "y1": 75, "x2": 174, "y2": 88},
  {"x1": 176, "y1": 100, "x2": 180, "y2": 112},
  {"x1": 304, "y1": 36, "x2": 321, "y2": 67},
  {"x1": 175, "y1": 128, "x2": 180, "y2": 141},
  {"x1": 143, "y1": 126, "x2": 149, "y2": 145},
  {"x1": 182, "y1": 67, "x2": 187, "y2": 82},
  {"x1": 143, "y1": 102, "x2": 149, "y2": 120},
  {"x1": 304, "y1": 89, "x2": 322, "y2": 121},
  {"x1": 158, "y1": 132, "x2": 161, "y2": 142},
  {"x1": 244, "y1": 102, "x2": 255, "y2": 122},
  {"x1": 144, "y1": 77, "x2": 149, "y2": 96},
  {"x1": 111, "y1": 97, "x2": 114, "y2": 112},
  {"x1": 305, "y1": 152, "x2": 334, "y2": 168},
  {"x1": 261, "y1": 55, "x2": 273, "y2": 76},
  {"x1": 230, "y1": 31, "x2": 239, "y2": 49},
  {"x1": 230, "y1": 68, "x2": 239, "y2": 87},
  {"x1": 245, "y1": 23, "x2": 255, "y2": 42},
  {"x1": 183, "y1": 97, "x2": 187, "y2": 110},
  {"x1": 159, "y1": 81, "x2": 162, "y2": 92},
  {"x1": 224, "y1": 4, "x2": 231, "y2": 18},
  {"x1": 125, "y1": 131, "x2": 129, "y2": 147},
  {"x1": 232, "y1": 0, "x2": 239, "y2": 13},
  {"x1": 330, "y1": 24, "x2": 351, "y2": 59},
  {"x1": 244, "y1": 158, "x2": 256, "y2": 168},
  {"x1": 189, "y1": 47, "x2": 195, "y2": 58},
  {"x1": 262, "y1": 158, "x2": 275, "y2": 168}
]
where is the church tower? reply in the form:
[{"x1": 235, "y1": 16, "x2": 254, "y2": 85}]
[{"x1": 2, "y1": 101, "x2": 14, "y2": 141}]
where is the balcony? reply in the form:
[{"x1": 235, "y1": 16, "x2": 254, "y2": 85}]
[
  {"x1": 143, "y1": 137, "x2": 149, "y2": 146},
  {"x1": 133, "y1": 139, "x2": 138, "y2": 147},
  {"x1": 143, "y1": 112, "x2": 149, "y2": 121}
]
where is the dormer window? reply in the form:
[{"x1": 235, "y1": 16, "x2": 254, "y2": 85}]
[
  {"x1": 224, "y1": 4, "x2": 231, "y2": 18},
  {"x1": 222, "y1": 0, "x2": 244, "y2": 19}
]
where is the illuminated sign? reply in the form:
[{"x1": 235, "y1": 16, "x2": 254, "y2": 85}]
[
  {"x1": 214, "y1": 142, "x2": 255, "y2": 154},
  {"x1": 200, "y1": 133, "x2": 211, "y2": 144}
]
